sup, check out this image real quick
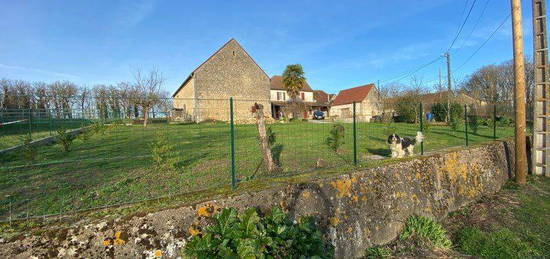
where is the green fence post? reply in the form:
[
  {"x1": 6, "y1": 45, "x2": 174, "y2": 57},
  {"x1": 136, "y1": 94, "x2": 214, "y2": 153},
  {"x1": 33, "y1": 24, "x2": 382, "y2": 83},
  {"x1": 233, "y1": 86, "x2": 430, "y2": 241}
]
[
  {"x1": 229, "y1": 97, "x2": 236, "y2": 190},
  {"x1": 353, "y1": 101, "x2": 357, "y2": 166},
  {"x1": 28, "y1": 108, "x2": 32, "y2": 140},
  {"x1": 493, "y1": 103, "x2": 497, "y2": 140},
  {"x1": 49, "y1": 111, "x2": 53, "y2": 136},
  {"x1": 419, "y1": 102, "x2": 424, "y2": 155},
  {"x1": 464, "y1": 105, "x2": 468, "y2": 146}
]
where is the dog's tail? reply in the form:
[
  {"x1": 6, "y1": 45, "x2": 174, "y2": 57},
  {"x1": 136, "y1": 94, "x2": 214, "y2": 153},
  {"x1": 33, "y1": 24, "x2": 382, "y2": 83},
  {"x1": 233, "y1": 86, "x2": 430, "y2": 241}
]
[{"x1": 415, "y1": 131, "x2": 424, "y2": 144}]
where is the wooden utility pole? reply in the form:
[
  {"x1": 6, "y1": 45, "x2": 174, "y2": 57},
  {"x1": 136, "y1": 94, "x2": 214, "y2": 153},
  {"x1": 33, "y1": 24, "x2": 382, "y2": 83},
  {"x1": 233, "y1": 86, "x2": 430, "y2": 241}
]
[
  {"x1": 438, "y1": 68, "x2": 442, "y2": 91},
  {"x1": 532, "y1": 0, "x2": 550, "y2": 177},
  {"x1": 511, "y1": 0, "x2": 528, "y2": 184},
  {"x1": 444, "y1": 52, "x2": 452, "y2": 122}
]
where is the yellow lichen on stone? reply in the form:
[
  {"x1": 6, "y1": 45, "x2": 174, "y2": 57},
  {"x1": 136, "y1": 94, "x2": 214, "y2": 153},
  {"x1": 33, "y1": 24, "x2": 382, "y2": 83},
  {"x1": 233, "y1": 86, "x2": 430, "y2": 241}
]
[
  {"x1": 197, "y1": 204, "x2": 214, "y2": 217},
  {"x1": 331, "y1": 179, "x2": 353, "y2": 198},
  {"x1": 188, "y1": 226, "x2": 200, "y2": 236},
  {"x1": 113, "y1": 231, "x2": 126, "y2": 246},
  {"x1": 415, "y1": 172, "x2": 421, "y2": 180},
  {"x1": 155, "y1": 250, "x2": 162, "y2": 258},
  {"x1": 302, "y1": 191, "x2": 311, "y2": 198},
  {"x1": 351, "y1": 195, "x2": 359, "y2": 202},
  {"x1": 347, "y1": 227, "x2": 353, "y2": 233},
  {"x1": 440, "y1": 153, "x2": 468, "y2": 185},
  {"x1": 103, "y1": 239, "x2": 110, "y2": 246},
  {"x1": 330, "y1": 217, "x2": 340, "y2": 226}
]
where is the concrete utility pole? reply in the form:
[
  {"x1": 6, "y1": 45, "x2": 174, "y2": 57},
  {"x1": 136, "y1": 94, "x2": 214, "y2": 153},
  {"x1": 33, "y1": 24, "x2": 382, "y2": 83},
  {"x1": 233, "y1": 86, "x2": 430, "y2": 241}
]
[
  {"x1": 511, "y1": 0, "x2": 528, "y2": 184},
  {"x1": 532, "y1": 0, "x2": 550, "y2": 177},
  {"x1": 444, "y1": 52, "x2": 452, "y2": 122}
]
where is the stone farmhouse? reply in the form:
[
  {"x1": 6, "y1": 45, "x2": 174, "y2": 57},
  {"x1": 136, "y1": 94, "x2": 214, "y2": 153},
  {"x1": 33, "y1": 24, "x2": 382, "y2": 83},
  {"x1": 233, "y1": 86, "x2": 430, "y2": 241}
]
[
  {"x1": 172, "y1": 38, "x2": 333, "y2": 122},
  {"x1": 172, "y1": 39, "x2": 271, "y2": 122},
  {"x1": 330, "y1": 84, "x2": 382, "y2": 122},
  {"x1": 270, "y1": 75, "x2": 316, "y2": 119}
]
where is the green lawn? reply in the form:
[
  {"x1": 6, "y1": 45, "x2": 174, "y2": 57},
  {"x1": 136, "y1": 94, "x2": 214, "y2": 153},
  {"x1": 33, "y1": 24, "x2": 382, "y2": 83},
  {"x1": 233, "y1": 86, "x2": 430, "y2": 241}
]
[
  {"x1": 0, "y1": 121, "x2": 513, "y2": 220},
  {"x1": 0, "y1": 118, "x2": 91, "y2": 150}
]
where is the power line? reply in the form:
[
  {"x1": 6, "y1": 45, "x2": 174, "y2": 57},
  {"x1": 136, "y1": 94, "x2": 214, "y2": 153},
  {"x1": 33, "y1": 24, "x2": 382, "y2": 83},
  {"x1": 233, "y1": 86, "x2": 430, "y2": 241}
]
[
  {"x1": 448, "y1": 0, "x2": 478, "y2": 51},
  {"x1": 379, "y1": 56, "x2": 443, "y2": 84},
  {"x1": 459, "y1": 0, "x2": 491, "y2": 50},
  {"x1": 455, "y1": 14, "x2": 511, "y2": 72}
]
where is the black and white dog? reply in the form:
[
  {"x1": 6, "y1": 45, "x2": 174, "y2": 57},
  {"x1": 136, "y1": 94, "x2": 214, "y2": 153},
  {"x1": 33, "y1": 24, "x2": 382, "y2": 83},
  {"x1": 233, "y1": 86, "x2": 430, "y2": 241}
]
[{"x1": 387, "y1": 132, "x2": 424, "y2": 158}]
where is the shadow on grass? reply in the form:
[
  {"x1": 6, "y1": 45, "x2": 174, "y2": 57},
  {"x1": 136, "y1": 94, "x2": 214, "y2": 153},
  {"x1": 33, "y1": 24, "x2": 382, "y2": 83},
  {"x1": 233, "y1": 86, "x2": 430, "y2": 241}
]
[{"x1": 366, "y1": 148, "x2": 390, "y2": 157}]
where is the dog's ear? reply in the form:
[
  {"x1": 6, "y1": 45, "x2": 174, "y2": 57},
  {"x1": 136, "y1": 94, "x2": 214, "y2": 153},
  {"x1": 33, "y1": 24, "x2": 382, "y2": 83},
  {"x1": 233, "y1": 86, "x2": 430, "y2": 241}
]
[
  {"x1": 394, "y1": 134, "x2": 401, "y2": 143},
  {"x1": 387, "y1": 134, "x2": 393, "y2": 144}
]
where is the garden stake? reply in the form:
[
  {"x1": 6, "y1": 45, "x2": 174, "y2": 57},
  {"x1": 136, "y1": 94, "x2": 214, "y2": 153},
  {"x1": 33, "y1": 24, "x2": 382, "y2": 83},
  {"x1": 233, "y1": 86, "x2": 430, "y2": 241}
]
[
  {"x1": 230, "y1": 97, "x2": 236, "y2": 189},
  {"x1": 353, "y1": 101, "x2": 357, "y2": 166}
]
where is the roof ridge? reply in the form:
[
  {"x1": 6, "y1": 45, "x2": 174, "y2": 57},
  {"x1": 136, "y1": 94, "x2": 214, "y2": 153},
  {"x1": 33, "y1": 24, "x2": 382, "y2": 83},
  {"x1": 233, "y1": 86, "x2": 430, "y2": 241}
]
[{"x1": 172, "y1": 38, "x2": 269, "y2": 97}]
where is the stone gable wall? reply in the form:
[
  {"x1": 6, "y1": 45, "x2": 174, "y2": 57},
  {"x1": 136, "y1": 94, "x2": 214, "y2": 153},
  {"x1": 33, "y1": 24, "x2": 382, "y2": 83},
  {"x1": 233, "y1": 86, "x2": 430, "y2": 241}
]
[{"x1": 193, "y1": 40, "x2": 271, "y2": 122}]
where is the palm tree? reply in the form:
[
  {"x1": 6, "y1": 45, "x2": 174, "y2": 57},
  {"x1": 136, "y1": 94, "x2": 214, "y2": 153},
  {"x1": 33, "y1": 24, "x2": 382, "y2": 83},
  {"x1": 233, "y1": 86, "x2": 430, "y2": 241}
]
[{"x1": 282, "y1": 64, "x2": 306, "y2": 119}]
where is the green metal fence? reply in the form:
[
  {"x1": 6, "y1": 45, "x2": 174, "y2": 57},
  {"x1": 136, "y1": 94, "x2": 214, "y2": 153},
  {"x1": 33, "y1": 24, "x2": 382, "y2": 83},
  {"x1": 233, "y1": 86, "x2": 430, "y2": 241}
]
[{"x1": 0, "y1": 97, "x2": 516, "y2": 222}]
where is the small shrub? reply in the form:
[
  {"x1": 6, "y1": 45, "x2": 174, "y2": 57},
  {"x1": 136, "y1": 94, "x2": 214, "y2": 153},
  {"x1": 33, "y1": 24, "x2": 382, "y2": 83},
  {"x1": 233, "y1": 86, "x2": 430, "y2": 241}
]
[
  {"x1": 449, "y1": 116, "x2": 462, "y2": 131},
  {"x1": 394, "y1": 96, "x2": 418, "y2": 123},
  {"x1": 431, "y1": 102, "x2": 464, "y2": 123},
  {"x1": 90, "y1": 121, "x2": 107, "y2": 135},
  {"x1": 184, "y1": 207, "x2": 333, "y2": 258},
  {"x1": 431, "y1": 103, "x2": 447, "y2": 122},
  {"x1": 326, "y1": 124, "x2": 345, "y2": 152},
  {"x1": 399, "y1": 215, "x2": 451, "y2": 249},
  {"x1": 365, "y1": 246, "x2": 391, "y2": 258},
  {"x1": 56, "y1": 128, "x2": 76, "y2": 152},
  {"x1": 456, "y1": 227, "x2": 540, "y2": 258},
  {"x1": 20, "y1": 135, "x2": 37, "y2": 163},
  {"x1": 468, "y1": 115, "x2": 481, "y2": 134},
  {"x1": 149, "y1": 132, "x2": 174, "y2": 170},
  {"x1": 496, "y1": 116, "x2": 513, "y2": 127}
]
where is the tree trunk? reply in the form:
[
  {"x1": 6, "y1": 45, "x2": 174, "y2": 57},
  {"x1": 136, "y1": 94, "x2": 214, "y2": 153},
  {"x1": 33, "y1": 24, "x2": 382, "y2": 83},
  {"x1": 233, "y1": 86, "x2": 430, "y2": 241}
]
[
  {"x1": 143, "y1": 107, "x2": 149, "y2": 127},
  {"x1": 253, "y1": 104, "x2": 277, "y2": 173}
]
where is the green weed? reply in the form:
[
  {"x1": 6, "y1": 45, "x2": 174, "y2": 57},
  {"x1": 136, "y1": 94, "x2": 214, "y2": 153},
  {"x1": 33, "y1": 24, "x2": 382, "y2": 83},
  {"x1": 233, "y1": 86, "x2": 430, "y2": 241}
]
[
  {"x1": 184, "y1": 207, "x2": 333, "y2": 258},
  {"x1": 365, "y1": 246, "x2": 391, "y2": 258},
  {"x1": 399, "y1": 215, "x2": 451, "y2": 249}
]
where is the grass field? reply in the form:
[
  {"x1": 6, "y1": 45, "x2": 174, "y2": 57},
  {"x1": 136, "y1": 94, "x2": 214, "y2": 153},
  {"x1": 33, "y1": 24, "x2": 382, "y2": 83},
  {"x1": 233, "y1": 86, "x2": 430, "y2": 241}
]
[
  {"x1": 0, "y1": 120, "x2": 514, "y2": 220},
  {"x1": 0, "y1": 118, "x2": 91, "y2": 150},
  {"x1": 364, "y1": 176, "x2": 550, "y2": 258}
]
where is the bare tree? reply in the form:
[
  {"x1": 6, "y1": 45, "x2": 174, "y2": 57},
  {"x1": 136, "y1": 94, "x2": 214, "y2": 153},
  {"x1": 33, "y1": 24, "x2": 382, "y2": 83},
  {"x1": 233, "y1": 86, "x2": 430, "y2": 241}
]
[
  {"x1": 117, "y1": 82, "x2": 134, "y2": 119},
  {"x1": 132, "y1": 69, "x2": 164, "y2": 127},
  {"x1": 78, "y1": 86, "x2": 91, "y2": 118},
  {"x1": 34, "y1": 82, "x2": 49, "y2": 116},
  {"x1": 93, "y1": 85, "x2": 109, "y2": 120}
]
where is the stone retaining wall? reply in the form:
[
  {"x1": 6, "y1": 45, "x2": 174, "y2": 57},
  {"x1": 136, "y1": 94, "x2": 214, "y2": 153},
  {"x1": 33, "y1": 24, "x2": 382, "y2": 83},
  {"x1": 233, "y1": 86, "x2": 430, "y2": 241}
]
[{"x1": 0, "y1": 140, "x2": 514, "y2": 258}]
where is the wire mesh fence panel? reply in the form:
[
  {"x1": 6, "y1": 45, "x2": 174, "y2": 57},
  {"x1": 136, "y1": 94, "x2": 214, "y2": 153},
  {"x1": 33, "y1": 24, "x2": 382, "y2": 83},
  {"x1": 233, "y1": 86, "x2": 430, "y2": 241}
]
[
  {"x1": 0, "y1": 97, "x2": 232, "y2": 221},
  {"x1": 0, "y1": 95, "x2": 519, "y2": 222}
]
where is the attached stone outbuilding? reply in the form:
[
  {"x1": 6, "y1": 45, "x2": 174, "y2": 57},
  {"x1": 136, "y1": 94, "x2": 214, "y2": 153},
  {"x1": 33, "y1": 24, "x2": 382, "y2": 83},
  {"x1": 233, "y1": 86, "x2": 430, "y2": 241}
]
[
  {"x1": 172, "y1": 39, "x2": 271, "y2": 122},
  {"x1": 330, "y1": 84, "x2": 382, "y2": 122}
]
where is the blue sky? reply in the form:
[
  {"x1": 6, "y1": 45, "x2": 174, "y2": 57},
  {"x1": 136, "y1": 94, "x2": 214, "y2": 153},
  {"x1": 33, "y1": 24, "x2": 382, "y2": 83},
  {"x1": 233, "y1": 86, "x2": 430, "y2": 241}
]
[{"x1": 0, "y1": 0, "x2": 534, "y2": 94}]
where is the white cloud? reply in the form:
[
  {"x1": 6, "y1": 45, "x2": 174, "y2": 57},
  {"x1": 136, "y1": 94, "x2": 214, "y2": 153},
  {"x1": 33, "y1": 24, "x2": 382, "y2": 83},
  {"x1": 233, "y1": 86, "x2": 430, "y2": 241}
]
[
  {"x1": 0, "y1": 63, "x2": 79, "y2": 79},
  {"x1": 114, "y1": 0, "x2": 155, "y2": 28}
]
